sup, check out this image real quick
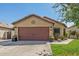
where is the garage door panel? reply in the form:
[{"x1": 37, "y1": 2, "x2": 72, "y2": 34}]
[{"x1": 18, "y1": 27, "x2": 49, "y2": 41}]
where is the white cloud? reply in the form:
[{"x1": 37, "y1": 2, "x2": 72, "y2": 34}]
[{"x1": 66, "y1": 22, "x2": 74, "y2": 27}]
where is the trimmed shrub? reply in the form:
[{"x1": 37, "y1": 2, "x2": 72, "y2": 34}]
[
  {"x1": 59, "y1": 36, "x2": 65, "y2": 40},
  {"x1": 49, "y1": 37, "x2": 54, "y2": 42}
]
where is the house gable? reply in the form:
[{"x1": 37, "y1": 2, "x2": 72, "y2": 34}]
[
  {"x1": 13, "y1": 15, "x2": 54, "y2": 27},
  {"x1": 12, "y1": 14, "x2": 66, "y2": 28}
]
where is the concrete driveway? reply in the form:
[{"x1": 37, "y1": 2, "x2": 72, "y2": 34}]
[{"x1": 0, "y1": 40, "x2": 52, "y2": 56}]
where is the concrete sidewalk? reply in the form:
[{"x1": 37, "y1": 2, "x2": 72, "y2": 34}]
[
  {"x1": 47, "y1": 39, "x2": 74, "y2": 44},
  {"x1": 0, "y1": 39, "x2": 52, "y2": 56}
]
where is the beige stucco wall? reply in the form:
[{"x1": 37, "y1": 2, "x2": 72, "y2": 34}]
[
  {"x1": 0, "y1": 28, "x2": 11, "y2": 39},
  {"x1": 13, "y1": 16, "x2": 65, "y2": 39},
  {"x1": 66, "y1": 26, "x2": 79, "y2": 38},
  {"x1": 13, "y1": 16, "x2": 54, "y2": 38},
  {"x1": 14, "y1": 16, "x2": 53, "y2": 27},
  {"x1": 54, "y1": 23, "x2": 65, "y2": 36},
  {"x1": 66, "y1": 26, "x2": 79, "y2": 32}
]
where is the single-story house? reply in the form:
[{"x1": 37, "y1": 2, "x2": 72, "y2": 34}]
[
  {"x1": 0, "y1": 22, "x2": 12, "y2": 39},
  {"x1": 12, "y1": 14, "x2": 66, "y2": 41},
  {"x1": 67, "y1": 25, "x2": 79, "y2": 32},
  {"x1": 66, "y1": 25, "x2": 79, "y2": 38}
]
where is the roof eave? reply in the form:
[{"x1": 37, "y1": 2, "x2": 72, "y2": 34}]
[{"x1": 12, "y1": 14, "x2": 55, "y2": 25}]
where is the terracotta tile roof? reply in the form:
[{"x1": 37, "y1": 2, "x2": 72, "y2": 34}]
[
  {"x1": 12, "y1": 14, "x2": 66, "y2": 27},
  {"x1": 0, "y1": 22, "x2": 12, "y2": 29},
  {"x1": 43, "y1": 16, "x2": 67, "y2": 27}
]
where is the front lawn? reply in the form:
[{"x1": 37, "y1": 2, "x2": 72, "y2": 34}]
[{"x1": 51, "y1": 39, "x2": 79, "y2": 56}]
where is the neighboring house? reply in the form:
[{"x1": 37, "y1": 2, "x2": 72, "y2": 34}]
[
  {"x1": 12, "y1": 14, "x2": 66, "y2": 41},
  {"x1": 66, "y1": 25, "x2": 79, "y2": 38},
  {"x1": 0, "y1": 22, "x2": 12, "y2": 39}
]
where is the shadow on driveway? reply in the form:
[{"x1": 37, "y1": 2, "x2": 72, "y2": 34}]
[{"x1": 0, "y1": 40, "x2": 48, "y2": 46}]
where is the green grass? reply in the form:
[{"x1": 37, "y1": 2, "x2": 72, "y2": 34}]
[{"x1": 51, "y1": 39, "x2": 79, "y2": 56}]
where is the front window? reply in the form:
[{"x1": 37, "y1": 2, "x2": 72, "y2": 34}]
[{"x1": 54, "y1": 28, "x2": 60, "y2": 36}]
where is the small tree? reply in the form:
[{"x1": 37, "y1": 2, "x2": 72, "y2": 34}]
[{"x1": 53, "y1": 3, "x2": 79, "y2": 27}]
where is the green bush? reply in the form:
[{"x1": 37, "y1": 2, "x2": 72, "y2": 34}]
[
  {"x1": 59, "y1": 36, "x2": 65, "y2": 40},
  {"x1": 64, "y1": 32, "x2": 68, "y2": 37},
  {"x1": 54, "y1": 36, "x2": 59, "y2": 40},
  {"x1": 70, "y1": 31, "x2": 76, "y2": 35},
  {"x1": 49, "y1": 37, "x2": 54, "y2": 42}
]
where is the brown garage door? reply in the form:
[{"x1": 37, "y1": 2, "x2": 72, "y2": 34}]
[{"x1": 18, "y1": 27, "x2": 49, "y2": 41}]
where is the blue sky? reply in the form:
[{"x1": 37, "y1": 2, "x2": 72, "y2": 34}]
[{"x1": 0, "y1": 3, "x2": 73, "y2": 27}]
